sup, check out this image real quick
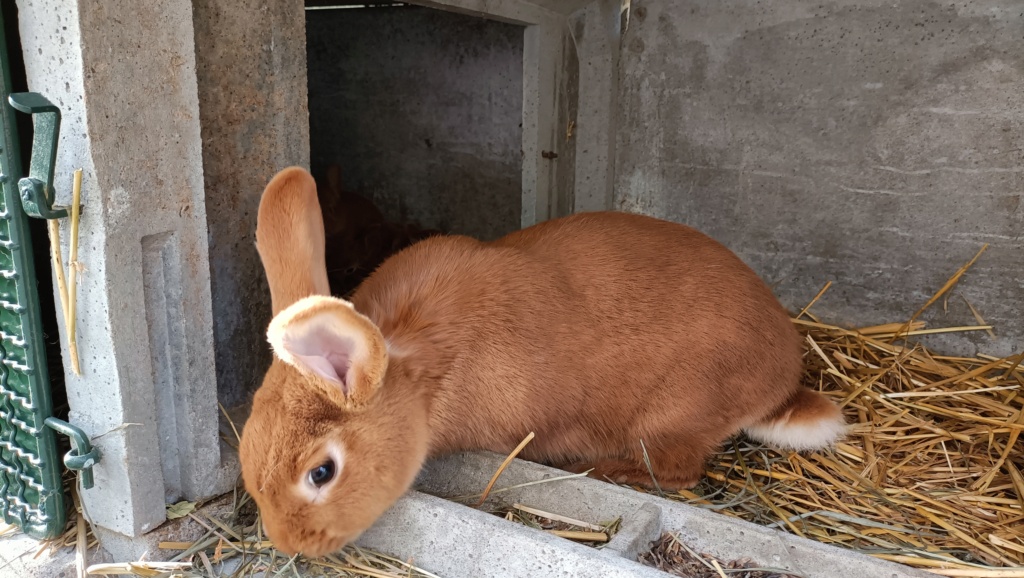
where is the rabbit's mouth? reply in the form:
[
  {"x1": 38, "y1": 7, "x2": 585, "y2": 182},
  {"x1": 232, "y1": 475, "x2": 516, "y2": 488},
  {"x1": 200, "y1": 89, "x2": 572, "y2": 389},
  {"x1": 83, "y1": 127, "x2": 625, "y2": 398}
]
[
  {"x1": 260, "y1": 513, "x2": 360, "y2": 558},
  {"x1": 297, "y1": 529, "x2": 364, "y2": 559}
]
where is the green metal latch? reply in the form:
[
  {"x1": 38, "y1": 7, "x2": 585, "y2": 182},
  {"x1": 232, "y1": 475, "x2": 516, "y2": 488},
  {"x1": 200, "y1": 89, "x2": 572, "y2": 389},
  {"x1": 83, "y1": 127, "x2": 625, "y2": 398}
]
[
  {"x1": 9, "y1": 93, "x2": 66, "y2": 220},
  {"x1": 0, "y1": 4, "x2": 98, "y2": 540},
  {"x1": 44, "y1": 418, "x2": 98, "y2": 490}
]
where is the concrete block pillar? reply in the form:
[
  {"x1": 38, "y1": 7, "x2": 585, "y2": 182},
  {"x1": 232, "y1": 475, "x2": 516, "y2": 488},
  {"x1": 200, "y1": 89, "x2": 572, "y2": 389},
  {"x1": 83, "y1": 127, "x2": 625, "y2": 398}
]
[
  {"x1": 16, "y1": 0, "x2": 232, "y2": 551},
  {"x1": 191, "y1": 0, "x2": 310, "y2": 412},
  {"x1": 570, "y1": 0, "x2": 622, "y2": 213}
]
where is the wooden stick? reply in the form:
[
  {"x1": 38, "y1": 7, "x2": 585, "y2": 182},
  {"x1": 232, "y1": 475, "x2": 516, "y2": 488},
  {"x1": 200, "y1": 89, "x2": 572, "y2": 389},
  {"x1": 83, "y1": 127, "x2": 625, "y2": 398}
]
[{"x1": 66, "y1": 168, "x2": 82, "y2": 375}]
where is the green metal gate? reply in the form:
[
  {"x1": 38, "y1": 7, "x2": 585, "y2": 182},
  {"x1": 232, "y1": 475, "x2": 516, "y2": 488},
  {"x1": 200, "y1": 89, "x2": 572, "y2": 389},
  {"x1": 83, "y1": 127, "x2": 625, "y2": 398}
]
[{"x1": 0, "y1": 2, "x2": 97, "y2": 540}]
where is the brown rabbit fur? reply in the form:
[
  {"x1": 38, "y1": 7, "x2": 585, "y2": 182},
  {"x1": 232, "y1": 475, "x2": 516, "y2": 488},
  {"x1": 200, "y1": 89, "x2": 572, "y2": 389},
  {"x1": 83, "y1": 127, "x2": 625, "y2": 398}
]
[
  {"x1": 314, "y1": 163, "x2": 442, "y2": 297},
  {"x1": 240, "y1": 167, "x2": 846, "y2": 557}
]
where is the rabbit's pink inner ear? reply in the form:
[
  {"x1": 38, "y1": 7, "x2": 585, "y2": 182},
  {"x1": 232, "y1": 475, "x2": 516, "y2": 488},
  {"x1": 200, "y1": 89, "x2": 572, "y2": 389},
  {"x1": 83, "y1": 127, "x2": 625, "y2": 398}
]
[
  {"x1": 282, "y1": 328, "x2": 356, "y2": 395},
  {"x1": 293, "y1": 352, "x2": 350, "y2": 391}
]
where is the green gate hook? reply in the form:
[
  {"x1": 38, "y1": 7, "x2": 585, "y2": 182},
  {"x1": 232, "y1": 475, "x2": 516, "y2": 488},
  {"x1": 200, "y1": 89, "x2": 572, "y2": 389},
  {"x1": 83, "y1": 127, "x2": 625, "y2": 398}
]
[
  {"x1": 44, "y1": 418, "x2": 100, "y2": 489},
  {"x1": 8, "y1": 92, "x2": 67, "y2": 219}
]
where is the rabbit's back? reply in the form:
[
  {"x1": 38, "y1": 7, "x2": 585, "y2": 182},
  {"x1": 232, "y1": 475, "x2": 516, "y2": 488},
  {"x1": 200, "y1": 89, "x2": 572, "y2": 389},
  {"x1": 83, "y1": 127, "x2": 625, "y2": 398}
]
[{"x1": 352, "y1": 211, "x2": 803, "y2": 463}]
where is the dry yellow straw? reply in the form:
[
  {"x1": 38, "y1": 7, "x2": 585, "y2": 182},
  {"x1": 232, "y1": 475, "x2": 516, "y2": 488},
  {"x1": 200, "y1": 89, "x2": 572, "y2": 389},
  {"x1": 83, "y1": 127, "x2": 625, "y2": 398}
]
[
  {"x1": 66, "y1": 169, "x2": 82, "y2": 375},
  {"x1": 46, "y1": 220, "x2": 69, "y2": 327},
  {"x1": 72, "y1": 486, "x2": 86, "y2": 578},
  {"x1": 547, "y1": 529, "x2": 609, "y2": 542},
  {"x1": 85, "y1": 561, "x2": 192, "y2": 575},
  {"x1": 513, "y1": 503, "x2": 605, "y2": 531},
  {"x1": 892, "y1": 243, "x2": 988, "y2": 341},
  {"x1": 476, "y1": 431, "x2": 536, "y2": 507},
  {"x1": 45, "y1": 169, "x2": 83, "y2": 375}
]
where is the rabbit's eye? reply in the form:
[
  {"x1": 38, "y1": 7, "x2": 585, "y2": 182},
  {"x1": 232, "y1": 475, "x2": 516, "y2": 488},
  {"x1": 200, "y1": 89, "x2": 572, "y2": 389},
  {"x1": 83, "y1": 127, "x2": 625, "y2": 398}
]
[{"x1": 308, "y1": 460, "x2": 336, "y2": 487}]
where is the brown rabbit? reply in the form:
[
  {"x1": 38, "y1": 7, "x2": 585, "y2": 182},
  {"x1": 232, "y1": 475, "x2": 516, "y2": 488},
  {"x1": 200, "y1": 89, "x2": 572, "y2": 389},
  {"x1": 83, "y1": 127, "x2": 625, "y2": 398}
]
[{"x1": 239, "y1": 167, "x2": 846, "y2": 557}]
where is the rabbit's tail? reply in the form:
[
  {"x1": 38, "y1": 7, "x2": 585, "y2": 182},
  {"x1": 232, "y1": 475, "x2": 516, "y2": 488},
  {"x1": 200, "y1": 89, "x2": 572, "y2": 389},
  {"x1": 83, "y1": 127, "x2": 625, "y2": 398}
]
[{"x1": 743, "y1": 388, "x2": 846, "y2": 451}]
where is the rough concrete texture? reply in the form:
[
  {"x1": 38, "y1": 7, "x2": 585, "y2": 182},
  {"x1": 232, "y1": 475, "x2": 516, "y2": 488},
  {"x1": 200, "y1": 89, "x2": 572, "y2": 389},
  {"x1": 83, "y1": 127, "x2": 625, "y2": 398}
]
[
  {"x1": 192, "y1": 0, "x2": 311, "y2": 410},
  {"x1": 0, "y1": 529, "x2": 108, "y2": 578},
  {"x1": 528, "y1": 0, "x2": 594, "y2": 16},
  {"x1": 17, "y1": 0, "x2": 232, "y2": 542},
  {"x1": 569, "y1": 0, "x2": 622, "y2": 214},
  {"x1": 397, "y1": 2, "x2": 570, "y2": 230},
  {"x1": 411, "y1": 452, "x2": 934, "y2": 578},
  {"x1": 615, "y1": 0, "x2": 1024, "y2": 358},
  {"x1": 307, "y1": 5, "x2": 524, "y2": 241},
  {"x1": 359, "y1": 491, "x2": 671, "y2": 578},
  {"x1": 553, "y1": 12, "x2": 579, "y2": 219}
]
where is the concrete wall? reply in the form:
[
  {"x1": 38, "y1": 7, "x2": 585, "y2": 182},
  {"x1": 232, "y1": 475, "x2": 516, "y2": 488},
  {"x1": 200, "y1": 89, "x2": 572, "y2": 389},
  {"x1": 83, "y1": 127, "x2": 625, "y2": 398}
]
[
  {"x1": 193, "y1": 0, "x2": 310, "y2": 409},
  {"x1": 615, "y1": 0, "x2": 1024, "y2": 357},
  {"x1": 307, "y1": 5, "x2": 524, "y2": 241},
  {"x1": 569, "y1": 0, "x2": 622, "y2": 214}
]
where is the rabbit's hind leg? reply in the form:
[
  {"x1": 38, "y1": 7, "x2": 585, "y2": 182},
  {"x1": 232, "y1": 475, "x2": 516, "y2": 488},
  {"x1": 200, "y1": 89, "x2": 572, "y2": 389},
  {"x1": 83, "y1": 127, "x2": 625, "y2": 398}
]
[{"x1": 560, "y1": 442, "x2": 709, "y2": 491}]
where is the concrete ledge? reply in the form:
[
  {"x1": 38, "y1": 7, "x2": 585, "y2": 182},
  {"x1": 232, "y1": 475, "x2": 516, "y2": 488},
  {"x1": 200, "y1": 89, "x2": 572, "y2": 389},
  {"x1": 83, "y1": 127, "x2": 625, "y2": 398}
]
[
  {"x1": 364, "y1": 451, "x2": 937, "y2": 578},
  {"x1": 358, "y1": 491, "x2": 668, "y2": 578}
]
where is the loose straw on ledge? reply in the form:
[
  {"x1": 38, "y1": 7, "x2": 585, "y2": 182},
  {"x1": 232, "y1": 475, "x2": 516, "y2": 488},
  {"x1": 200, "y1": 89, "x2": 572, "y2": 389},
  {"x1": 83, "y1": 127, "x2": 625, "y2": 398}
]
[{"x1": 476, "y1": 431, "x2": 535, "y2": 507}]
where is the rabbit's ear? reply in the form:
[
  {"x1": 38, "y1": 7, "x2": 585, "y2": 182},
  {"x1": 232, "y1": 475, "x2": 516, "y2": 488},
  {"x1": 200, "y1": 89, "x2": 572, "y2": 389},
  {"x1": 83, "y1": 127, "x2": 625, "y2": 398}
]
[
  {"x1": 256, "y1": 167, "x2": 331, "y2": 316},
  {"x1": 268, "y1": 295, "x2": 388, "y2": 410}
]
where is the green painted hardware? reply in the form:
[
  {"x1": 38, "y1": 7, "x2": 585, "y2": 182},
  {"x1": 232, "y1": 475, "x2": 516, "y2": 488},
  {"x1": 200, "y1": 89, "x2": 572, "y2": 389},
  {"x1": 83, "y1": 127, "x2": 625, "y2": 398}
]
[
  {"x1": 44, "y1": 418, "x2": 98, "y2": 490},
  {"x1": 0, "y1": 4, "x2": 97, "y2": 540},
  {"x1": 8, "y1": 92, "x2": 65, "y2": 220}
]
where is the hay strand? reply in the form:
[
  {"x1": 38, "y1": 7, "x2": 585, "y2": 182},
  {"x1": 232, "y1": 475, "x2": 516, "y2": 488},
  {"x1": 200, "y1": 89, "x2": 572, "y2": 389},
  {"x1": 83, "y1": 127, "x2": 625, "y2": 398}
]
[
  {"x1": 72, "y1": 486, "x2": 87, "y2": 578},
  {"x1": 46, "y1": 219, "x2": 70, "y2": 328},
  {"x1": 512, "y1": 503, "x2": 605, "y2": 531},
  {"x1": 892, "y1": 243, "x2": 988, "y2": 341},
  {"x1": 85, "y1": 561, "x2": 192, "y2": 575},
  {"x1": 475, "y1": 431, "x2": 535, "y2": 507},
  {"x1": 547, "y1": 530, "x2": 609, "y2": 542},
  {"x1": 496, "y1": 503, "x2": 616, "y2": 545},
  {"x1": 66, "y1": 168, "x2": 83, "y2": 375}
]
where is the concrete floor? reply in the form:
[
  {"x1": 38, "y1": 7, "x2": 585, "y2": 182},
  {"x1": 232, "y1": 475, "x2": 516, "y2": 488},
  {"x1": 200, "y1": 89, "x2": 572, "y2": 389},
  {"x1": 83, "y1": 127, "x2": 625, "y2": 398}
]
[{"x1": 0, "y1": 530, "x2": 87, "y2": 578}]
